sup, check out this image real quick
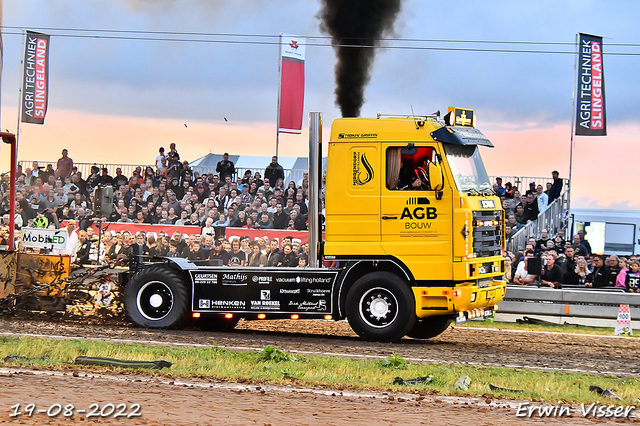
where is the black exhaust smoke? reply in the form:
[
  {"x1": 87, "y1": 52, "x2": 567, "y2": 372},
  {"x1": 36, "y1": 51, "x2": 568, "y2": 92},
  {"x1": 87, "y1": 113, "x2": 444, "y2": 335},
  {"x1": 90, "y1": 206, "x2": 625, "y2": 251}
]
[{"x1": 318, "y1": 0, "x2": 402, "y2": 117}]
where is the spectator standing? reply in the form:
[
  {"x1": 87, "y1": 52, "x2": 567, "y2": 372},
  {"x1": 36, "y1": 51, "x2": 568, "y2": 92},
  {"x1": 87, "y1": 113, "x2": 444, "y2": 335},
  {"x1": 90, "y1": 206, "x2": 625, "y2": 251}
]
[
  {"x1": 254, "y1": 213, "x2": 273, "y2": 230},
  {"x1": 521, "y1": 193, "x2": 539, "y2": 223},
  {"x1": 536, "y1": 185, "x2": 548, "y2": 213},
  {"x1": 575, "y1": 257, "x2": 589, "y2": 285},
  {"x1": 216, "y1": 153, "x2": 235, "y2": 180},
  {"x1": 506, "y1": 214, "x2": 523, "y2": 233},
  {"x1": 502, "y1": 257, "x2": 513, "y2": 283},
  {"x1": 607, "y1": 255, "x2": 622, "y2": 285},
  {"x1": 280, "y1": 243, "x2": 298, "y2": 267},
  {"x1": 514, "y1": 204, "x2": 526, "y2": 224},
  {"x1": 52, "y1": 220, "x2": 79, "y2": 261},
  {"x1": 624, "y1": 261, "x2": 640, "y2": 293},
  {"x1": 615, "y1": 258, "x2": 629, "y2": 289},
  {"x1": 294, "y1": 191, "x2": 308, "y2": 215},
  {"x1": 494, "y1": 177, "x2": 505, "y2": 196},
  {"x1": 266, "y1": 239, "x2": 282, "y2": 266},
  {"x1": 247, "y1": 242, "x2": 267, "y2": 267},
  {"x1": 264, "y1": 156, "x2": 284, "y2": 186},
  {"x1": 585, "y1": 254, "x2": 612, "y2": 288},
  {"x1": 547, "y1": 170, "x2": 562, "y2": 204},
  {"x1": 577, "y1": 229, "x2": 592, "y2": 255},
  {"x1": 514, "y1": 250, "x2": 538, "y2": 285},
  {"x1": 539, "y1": 251, "x2": 563, "y2": 289},
  {"x1": 227, "y1": 239, "x2": 246, "y2": 266},
  {"x1": 535, "y1": 229, "x2": 550, "y2": 255},
  {"x1": 55, "y1": 149, "x2": 74, "y2": 178},
  {"x1": 167, "y1": 143, "x2": 181, "y2": 178},
  {"x1": 209, "y1": 240, "x2": 230, "y2": 265},
  {"x1": 156, "y1": 147, "x2": 166, "y2": 172},
  {"x1": 561, "y1": 247, "x2": 580, "y2": 285},
  {"x1": 100, "y1": 168, "x2": 113, "y2": 186}
]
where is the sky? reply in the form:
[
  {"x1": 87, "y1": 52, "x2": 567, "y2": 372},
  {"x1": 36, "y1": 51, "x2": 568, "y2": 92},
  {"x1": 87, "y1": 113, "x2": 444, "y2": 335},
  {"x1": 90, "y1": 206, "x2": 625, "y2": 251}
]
[{"x1": 1, "y1": 0, "x2": 639, "y2": 209}]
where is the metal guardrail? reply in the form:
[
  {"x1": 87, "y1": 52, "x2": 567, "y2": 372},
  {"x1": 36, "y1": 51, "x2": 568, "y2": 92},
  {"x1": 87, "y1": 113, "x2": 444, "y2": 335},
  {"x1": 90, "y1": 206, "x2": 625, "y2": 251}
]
[
  {"x1": 507, "y1": 187, "x2": 570, "y2": 253},
  {"x1": 499, "y1": 285, "x2": 640, "y2": 320}
]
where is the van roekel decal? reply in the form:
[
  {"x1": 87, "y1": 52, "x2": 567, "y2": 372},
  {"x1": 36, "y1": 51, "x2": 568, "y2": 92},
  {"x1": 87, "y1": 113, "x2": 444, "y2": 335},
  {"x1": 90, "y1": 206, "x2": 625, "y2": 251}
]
[{"x1": 352, "y1": 151, "x2": 374, "y2": 186}]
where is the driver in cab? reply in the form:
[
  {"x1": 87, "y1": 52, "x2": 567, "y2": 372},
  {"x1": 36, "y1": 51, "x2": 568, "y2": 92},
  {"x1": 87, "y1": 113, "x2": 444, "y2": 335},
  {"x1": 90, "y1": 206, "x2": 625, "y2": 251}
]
[{"x1": 400, "y1": 158, "x2": 431, "y2": 190}]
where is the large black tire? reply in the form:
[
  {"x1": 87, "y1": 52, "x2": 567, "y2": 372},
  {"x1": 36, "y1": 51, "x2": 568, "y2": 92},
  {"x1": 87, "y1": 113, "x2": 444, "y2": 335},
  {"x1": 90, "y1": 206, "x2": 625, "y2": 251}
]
[
  {"x1": 406, "y1": 316, "x2": 452, "y2": 339},
  {"x1": 124, "y1": 265, "x2": 190, "y2": 329},
  {"x1": 197, "y1": 315, "x2": 241, "y2": 332},
  {"x1": 345, "y1": 271, "x2": 416, "y2": 342}
]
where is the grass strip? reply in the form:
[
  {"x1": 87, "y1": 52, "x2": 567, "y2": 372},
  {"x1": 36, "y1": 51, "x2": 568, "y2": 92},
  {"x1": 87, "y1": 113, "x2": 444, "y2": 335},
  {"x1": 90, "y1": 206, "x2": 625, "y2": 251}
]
[
  {"x1": 460, "y1": 320, "x2": 638, "y2": 337},
  {"x1": 0, "y1": 336, "x2": 638, "y2": 404}
]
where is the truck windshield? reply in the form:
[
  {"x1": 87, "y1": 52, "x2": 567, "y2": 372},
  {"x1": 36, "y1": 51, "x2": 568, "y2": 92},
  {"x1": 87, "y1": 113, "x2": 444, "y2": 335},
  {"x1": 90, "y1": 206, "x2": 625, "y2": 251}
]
[{"x1": 443, "y1": 145, "x2": 492, "y2": 195}]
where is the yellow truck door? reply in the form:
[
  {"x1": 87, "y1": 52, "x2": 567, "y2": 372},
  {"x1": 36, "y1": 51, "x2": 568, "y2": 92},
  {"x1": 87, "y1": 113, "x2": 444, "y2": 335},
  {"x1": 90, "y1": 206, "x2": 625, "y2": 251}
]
[{"x1": 380, "y1": 144, "x2": 453, "y2": 281}]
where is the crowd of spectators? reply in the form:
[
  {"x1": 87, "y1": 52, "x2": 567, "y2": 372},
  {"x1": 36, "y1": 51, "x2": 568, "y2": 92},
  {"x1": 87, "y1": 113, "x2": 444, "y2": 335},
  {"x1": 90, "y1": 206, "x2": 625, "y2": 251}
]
[
  {"x1": 494, "y1": 171, "x2": 564, "y2": 240},
  {"x1": 0, "y1": 146, "x2": 324, "y2": 268},
  {"x1": 503, "y1": 228, "x2": 640, "y2": 293}
]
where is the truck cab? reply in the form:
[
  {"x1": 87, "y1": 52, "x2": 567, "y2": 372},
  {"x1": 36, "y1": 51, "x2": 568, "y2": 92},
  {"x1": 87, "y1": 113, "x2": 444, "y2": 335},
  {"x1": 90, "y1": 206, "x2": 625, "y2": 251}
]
[{"x1": 323, "y1": 108, "x2": 506, "y2": 338}]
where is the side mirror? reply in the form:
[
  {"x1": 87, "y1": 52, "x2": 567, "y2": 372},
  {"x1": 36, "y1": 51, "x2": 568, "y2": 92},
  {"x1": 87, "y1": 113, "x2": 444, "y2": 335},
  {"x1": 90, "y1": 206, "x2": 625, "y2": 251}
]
[{"x1": 428, "y1": 162, "x2": 443, "y2": 191}]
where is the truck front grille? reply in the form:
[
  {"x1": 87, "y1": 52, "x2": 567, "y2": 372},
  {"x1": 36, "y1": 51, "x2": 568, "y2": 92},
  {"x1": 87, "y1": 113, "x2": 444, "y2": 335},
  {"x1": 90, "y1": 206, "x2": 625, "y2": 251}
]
[{"x1": 472, "y1": 210, "x2": 503, "y2": 258}]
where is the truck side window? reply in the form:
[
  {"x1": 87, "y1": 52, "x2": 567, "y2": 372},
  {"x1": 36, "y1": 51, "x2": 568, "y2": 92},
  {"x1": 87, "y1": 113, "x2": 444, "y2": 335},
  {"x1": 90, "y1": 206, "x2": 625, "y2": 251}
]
[{"x1": 386, "y1": 146, "x2": 434, "y2": 190}]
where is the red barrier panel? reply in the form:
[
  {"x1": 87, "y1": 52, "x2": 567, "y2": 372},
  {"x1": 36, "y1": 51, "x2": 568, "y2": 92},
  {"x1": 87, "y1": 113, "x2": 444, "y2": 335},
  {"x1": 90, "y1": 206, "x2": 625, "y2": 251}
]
[{"x1": 64, "y1": 221, "x2": 310, "y2": 244}]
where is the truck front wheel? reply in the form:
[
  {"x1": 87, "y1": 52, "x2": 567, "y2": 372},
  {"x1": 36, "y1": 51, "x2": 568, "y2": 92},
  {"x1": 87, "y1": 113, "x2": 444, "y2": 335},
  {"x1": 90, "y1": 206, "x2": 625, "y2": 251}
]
[
  {"x1": 124, "y1": 265, "x2": 190, "y2": 329},
  {"x1": 345, "y1": 272, "x2": 416, "y2": 342},
  {"x1": 406, "y1": 316, "x2": 452, "y2": 339}
]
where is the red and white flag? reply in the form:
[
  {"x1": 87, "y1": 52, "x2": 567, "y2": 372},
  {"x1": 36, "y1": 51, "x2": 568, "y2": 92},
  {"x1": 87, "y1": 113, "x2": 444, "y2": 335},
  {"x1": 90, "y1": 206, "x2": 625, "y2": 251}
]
[{"x1": 278, "y1": 34, "x2": 305, "y2": 134}]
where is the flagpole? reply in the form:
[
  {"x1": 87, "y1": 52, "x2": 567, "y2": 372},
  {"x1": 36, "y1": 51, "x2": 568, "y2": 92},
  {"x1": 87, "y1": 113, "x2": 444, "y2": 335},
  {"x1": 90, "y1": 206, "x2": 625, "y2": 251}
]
[
  {"x1": 275, "y1": 33, "x2": 282, "y2": 158},
  {"x1": 15, "y1": 30, "x2": 25, "y2": 154},
  {"x1": 567, "y1": 33, "x2": 578, "y2": 213},
  {"x1": 0, "y1": 0, "x2": 4, "y2": 129}
]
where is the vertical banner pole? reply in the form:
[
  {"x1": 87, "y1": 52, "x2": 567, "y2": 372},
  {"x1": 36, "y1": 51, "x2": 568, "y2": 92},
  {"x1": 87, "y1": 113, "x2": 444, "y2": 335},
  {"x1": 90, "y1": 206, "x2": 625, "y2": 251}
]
[
  {"x1": 308, "y1": 112, "x2": 321, "y2": 268},
  {"x1": 0, "y1": 0, "x2": 4, "y2": 129},
  {"x1": 15, "y1": 30, "x2": 25, "y2": 153},
  {"x1": 568, "y1": 33, "x2": 578, "y2": 213},
  {"x1": 275, "y1": 33, "x2": 282, "y2": 158}
]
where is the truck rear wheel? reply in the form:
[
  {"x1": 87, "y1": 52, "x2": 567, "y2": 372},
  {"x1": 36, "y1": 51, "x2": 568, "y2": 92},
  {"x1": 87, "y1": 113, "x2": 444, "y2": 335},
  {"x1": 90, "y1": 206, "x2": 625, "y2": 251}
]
[
  {"x1": 406, "y1": 316, "x2": 452, "y2": 339},
  {"x1": 345, "y1": 272, "x2": 416, "y2": 342},
  {"x1": 124, "y1": 265, "x2": 190, "y2": 329}
]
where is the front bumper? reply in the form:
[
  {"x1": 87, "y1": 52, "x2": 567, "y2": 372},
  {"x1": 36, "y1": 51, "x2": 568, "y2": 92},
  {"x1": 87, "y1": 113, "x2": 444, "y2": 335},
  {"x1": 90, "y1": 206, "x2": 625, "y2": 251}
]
[{"x1": 412, "y1": 279, "x2": 506, "y2": 320}]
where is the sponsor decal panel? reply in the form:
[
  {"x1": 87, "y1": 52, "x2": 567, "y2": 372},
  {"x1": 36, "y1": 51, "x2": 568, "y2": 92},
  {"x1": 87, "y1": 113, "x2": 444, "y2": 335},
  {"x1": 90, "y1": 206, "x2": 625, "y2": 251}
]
[{"x1": 192, "y1": 270, "x2": 337, "y2": 313}]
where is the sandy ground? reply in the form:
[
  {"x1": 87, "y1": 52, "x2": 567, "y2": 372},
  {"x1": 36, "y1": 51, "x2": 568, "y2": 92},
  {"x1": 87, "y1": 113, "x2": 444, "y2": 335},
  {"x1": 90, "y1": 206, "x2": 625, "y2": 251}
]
[
  {"x1": 2, "y1": 369, "x2": 634, "y2": 425},
  {"x1": 0, "y1": 315, "x2": 639, "y2": 424}
]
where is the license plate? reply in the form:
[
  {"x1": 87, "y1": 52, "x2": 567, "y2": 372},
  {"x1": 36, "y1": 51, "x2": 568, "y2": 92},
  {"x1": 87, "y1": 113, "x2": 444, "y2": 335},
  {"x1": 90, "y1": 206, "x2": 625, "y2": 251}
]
[
  {"x1": 483, "y1": 309, "x2": 494, "y2": 318},
  {"x1": 455, "y1": 314, "x2": 467, "y2": 325},
  {"x1": 486, "y1": 290, "x2": 496, "y2": 300}
]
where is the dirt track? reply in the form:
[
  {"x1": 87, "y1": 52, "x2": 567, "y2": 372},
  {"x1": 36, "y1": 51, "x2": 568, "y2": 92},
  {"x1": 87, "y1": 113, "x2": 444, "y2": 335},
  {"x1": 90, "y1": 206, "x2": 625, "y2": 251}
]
[
  {"x1": 1, "y1": 315, "x2": 639, "y2": 376},
  {"x1": 0, "y1": 315, "x2": 639, "y2": 424}
]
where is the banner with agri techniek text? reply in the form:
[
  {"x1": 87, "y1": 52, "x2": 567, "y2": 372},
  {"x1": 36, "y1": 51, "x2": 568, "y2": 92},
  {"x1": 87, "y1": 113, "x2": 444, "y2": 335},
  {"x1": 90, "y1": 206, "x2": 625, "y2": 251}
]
[
  {"x1": 575, "y1": 33, "x2": 606, "y2": 136},
  {"x1": 21, "y1": 31, "x2": 50, "y2": 125}
]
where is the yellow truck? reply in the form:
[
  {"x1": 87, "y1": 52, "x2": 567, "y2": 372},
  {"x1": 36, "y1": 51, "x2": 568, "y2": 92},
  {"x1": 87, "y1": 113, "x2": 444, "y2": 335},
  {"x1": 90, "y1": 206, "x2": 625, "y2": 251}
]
[{"x1": 123, "y1": 107, "x2": 506, "y2": 342}]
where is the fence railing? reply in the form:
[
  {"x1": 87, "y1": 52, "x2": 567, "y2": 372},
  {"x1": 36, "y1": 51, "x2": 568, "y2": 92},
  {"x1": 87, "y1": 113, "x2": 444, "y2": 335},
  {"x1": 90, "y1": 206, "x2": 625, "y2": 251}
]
[
  {"x1": 18, "y1": 160, "x2": 312, "y2": 188},
  {"x1": 507, "y1": 187, "x2": 570, "y2": 253},
  {"x1": 488, "y1": 176, "x2": 568, "y2": 193}
]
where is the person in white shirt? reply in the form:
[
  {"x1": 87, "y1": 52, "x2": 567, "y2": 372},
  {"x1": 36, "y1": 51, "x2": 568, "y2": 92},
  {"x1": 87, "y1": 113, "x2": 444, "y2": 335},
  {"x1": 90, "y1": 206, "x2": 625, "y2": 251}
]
[
  {"x1": 155, "y1": 147, "x2": 167, "y2": 173},
  {"x1": 536, "y1": 185, "x2": 549, "y2": 213},
  {"x1": 53, "y1": 220, "x2": 79, "y2": 262},
  {"x1": 514, "y1": 250, "x2": 538, "y2": 285}
]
